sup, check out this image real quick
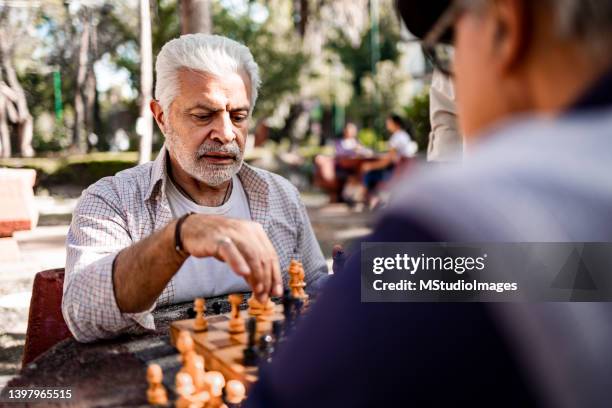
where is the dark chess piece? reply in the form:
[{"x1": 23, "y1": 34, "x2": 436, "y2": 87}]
[
  {"x1": 282, "y1": 290, "x2": 294, "y2": 334},
  {"x1": 294, "y1": 298, "x2": 304, "y2": 319},
  {"x1": 258, "y1": 334, "x2": 274, "y2": 363},
  {"x1": 212, "y1": 301, "x2": 222, "y2": 315},
  {"x1": 186, "y1": 307, "x2": 196, "y2": 319},
  {"x1": 272, "y1": 320, "x2": 283, "y2": 343},
  {"x1": 243, "y1": 318, "x2": 259, "y2": 366}
]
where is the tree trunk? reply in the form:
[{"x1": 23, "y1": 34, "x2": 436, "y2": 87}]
[
  {"x1": 138, "y1": 0, "x2": 153, "y2": 164},
  {"x1": 72, "y1": 14, "x2": 90, "y2": 153},
  {"x1": 84, "y1": 66, "x2": 96, "y2": 150},
  {"x1": 1, "y1": 50, "x2": 33, "y2": 157},
  {"x1": 0, "y1": 91, "x2": 10, "y2": 158},
  {"x1": 180, "y1": 0, "x2": 212, "y2": 34}
]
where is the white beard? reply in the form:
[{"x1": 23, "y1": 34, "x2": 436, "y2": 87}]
[{"x1": 164, "y1": 124, "x2": 244, "y2": 187}]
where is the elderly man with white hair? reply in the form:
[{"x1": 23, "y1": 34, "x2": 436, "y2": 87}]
[{"x1": 62, "y1": 34, "x2": 329, "y2": 343}]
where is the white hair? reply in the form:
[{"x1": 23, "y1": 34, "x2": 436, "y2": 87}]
[{"x1": 154, "y1": 34, "x2": 261, "y2": 115}]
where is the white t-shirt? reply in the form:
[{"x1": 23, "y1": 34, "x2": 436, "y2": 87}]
[
  {"x1": 389, "y1": 130, "x2": 417, "y2": 158},
  {"x1": 166, "y1": 175, "x2": 251, "y2": 302}
]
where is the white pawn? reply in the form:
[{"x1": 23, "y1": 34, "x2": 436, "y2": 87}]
[
  {"x1": 146, "y1": 364, "x2": 168, "y2": 405},
  {"x1": 194, "y1": 298, "x2": 208, "y2": 332},
  {"x1": 203, "y1": 371, "x2": 226, "y2": 407},
  {"x1": 225, "y1": 380, "x2": 246, "y2": 405}
]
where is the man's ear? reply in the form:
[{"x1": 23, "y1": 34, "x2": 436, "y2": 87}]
[
  {"x1": 150, "y1": 99, "x2": 167, "y2": 134},
  {"x1": 491, "y1": 0, "x2": 530, "y2": 75}
]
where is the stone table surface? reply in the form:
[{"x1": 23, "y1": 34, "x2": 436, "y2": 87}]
[{"x1": 3, "y1": 297, "x2": 240, "y2": 407}]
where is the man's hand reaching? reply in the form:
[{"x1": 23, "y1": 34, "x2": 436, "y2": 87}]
[{"x1": 181, "y1": 214, "x2": 283, "y2": 302}]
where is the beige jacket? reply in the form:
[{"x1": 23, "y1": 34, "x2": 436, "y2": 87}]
[{"x1": 427, "y1": 70, "x2": 463, "y2": 162}]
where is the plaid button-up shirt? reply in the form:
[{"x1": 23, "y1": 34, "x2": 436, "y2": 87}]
[{"x1": 63, "y1": 146, "x2": 328, "y2": 342}]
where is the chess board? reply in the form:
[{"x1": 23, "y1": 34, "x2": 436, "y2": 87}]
[{"x1": 169, "y1": 303, "x2": 285, "y2": 388}]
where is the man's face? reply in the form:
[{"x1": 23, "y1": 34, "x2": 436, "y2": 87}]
[{"x1": 164, "y1": 69, "x2": 251, "y2": 186}]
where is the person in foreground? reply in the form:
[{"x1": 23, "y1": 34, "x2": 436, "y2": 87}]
[
  {"x1": 246, "y1": 0, "x2": 612, "y2": 407},
  {"x1": 62, "y1": 34, "x2": 328, "y2": 343}
]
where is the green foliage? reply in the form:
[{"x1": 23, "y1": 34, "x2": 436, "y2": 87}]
[
  {"x1": 17, "y1": 0, "x2": 420, "y2": 157},
  {"x1": 212, "y1": 3, "x2": 307, "y2": 120},
  {"x1": 327, "y1": 25, "x2": 400, "y2": 98},
  {"x1": 325, "y1": 10, "x2": 404, "y2": 139},
  {"x1": 48, "y1": 159, "x2": 137, "y2": 186},
  {"x1": 357, "y1": 128, "x2": 377, "y2": 149},
  {"x1": 403, "y1": 91, "x2": 431, "y2": 152}
]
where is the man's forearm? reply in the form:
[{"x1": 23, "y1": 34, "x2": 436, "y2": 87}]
[{"x1": 113, "y1": 219, "x2": 186, "y2": 313}]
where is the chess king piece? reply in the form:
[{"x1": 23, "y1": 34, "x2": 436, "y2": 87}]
[
  {"x1": 193, "y1": 298, "x2": 208, "y2": 332},
  {"x1": 175, "y1": 372, "x2": 210, "y2": 408},
  {"x1": 146, "y1": 364, "x2": 168, "y2": 405},
  {"x1": 225, "y1": 380, "x2": 246, "y2": 407},
  {"x1": 228, "y1": 293, "x2": 245, "y2": 334},
  {"x1": 203, "y1": 371, "x2": 226, "y2": 407}
]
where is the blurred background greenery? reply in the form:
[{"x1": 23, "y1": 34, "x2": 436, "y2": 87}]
[{"x1": 0, "y1": 0, "x2": 433, "y2": 188}]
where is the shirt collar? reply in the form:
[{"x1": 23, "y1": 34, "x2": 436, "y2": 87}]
[{"x1": 146, "y1": 144, "x2": 170, "y2": 202}]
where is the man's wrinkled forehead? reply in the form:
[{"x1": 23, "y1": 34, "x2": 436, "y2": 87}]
[{"x1": 175, "y1": 68, "x2": 252, "y2": 110}]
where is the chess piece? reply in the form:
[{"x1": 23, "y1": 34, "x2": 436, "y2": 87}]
[
  {"x1": 225, "y1": 380, "x2": 246, "y2": 407},
  {"x1": 212, "y1": 301, "x2": 222, "y2": 315},
  {"x1": 242, "y1": 317, "x2": 259, "y2": 366},
  {"x1": 176, "y1": 330, "x2": 195, "y2": 363},
  {"x1": 282, "y1": 290, "x2": 294, "y2": 333},
  {"x1": 247, "y1": 295, "x2": 263, "y2": 316},
  {"x1": 295, "y1": 298, "x2": 304, "y2": 318},
  {"x1": 272, "y1": 320, "x2": 283, "y2": 347},
  {"x1": 296, "y1": 262, "x2": 309, "y2": 303},
  {"x1": 258, "y1": 333, "x2": 274, "y2": 363},
  {"x1": 181, "y1": 351, "x2": 206, "y2": 391},
  {"x1": 228, "y1": 293, "x2": 245, "y2": 334},
  {"x1": 175, "y1": 372, "x2": 210, "y2": 408},
  {"x1": 176, "y1": 372, "x2": 195, "y2": 399},
  {"x1": 262, "y1": 298, "x2": 275, "y2": 316},
  {"x1": 288, "y1": 259, "x2": 301, "y2": 298},
  {"x1": 146, "y1": 363, "x2": 168, "y2": 405},
  {"x1": 203, "y1": 371, "x2": 226, "y2": 407},
  {"x1": 193, "y1": 298, "x2": 208, "y2": 332}
]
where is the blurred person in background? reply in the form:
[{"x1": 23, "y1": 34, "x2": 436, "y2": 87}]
[
  {"x1": 313, "y1": 121, "x2": 372, "y2": 203},
  {"x1": 360, "y1": 113, "x2": 416, "y2": 206},
  {"x1": 246, "y1": 0, "x2": 612, "y2": 407},
  {"x1": 334, "y1": 121, "x2": 371, "y2": 158}
]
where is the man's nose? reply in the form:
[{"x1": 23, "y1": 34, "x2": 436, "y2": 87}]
[{"x1": 211, "y1": 112, "x2": 235, "y2": 144}]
